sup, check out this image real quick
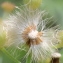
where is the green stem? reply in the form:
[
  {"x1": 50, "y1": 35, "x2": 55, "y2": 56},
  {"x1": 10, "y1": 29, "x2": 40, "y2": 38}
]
[
  {"x1": 26, "y1": 53, "x2": 32, "y2": 63},
  {"x1": 1, "y1": 48, "x2": 21, "y2": 63}
]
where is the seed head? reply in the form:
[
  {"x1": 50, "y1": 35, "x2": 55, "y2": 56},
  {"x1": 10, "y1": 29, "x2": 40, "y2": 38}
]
[{"x1": 3, "y1": 7, "x2": 60, "y2": 62}]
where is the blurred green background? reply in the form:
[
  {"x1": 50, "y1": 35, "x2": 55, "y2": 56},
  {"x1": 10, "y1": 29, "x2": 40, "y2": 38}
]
[
  {"x1": 0, "y1": 0, "x2": 63, "y2": 63},
  {"x1": 0, "y1": 0, "x2": 63, "y2": 29}
]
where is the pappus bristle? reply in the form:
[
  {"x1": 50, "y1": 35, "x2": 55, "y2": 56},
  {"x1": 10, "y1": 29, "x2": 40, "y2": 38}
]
[{"x1": 3, "y1": 6, "x2": 60, "y2": 62}]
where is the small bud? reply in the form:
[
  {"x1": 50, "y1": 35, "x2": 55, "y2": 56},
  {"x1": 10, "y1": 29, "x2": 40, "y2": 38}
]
[{"x1": 50, "y1": 52, "x2": 61, "y2": 63}]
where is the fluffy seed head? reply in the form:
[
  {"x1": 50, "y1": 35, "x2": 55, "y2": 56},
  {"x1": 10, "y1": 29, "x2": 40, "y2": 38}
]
[{"x1": 3, "y1": 6, "x2": 60, "y2": 62}]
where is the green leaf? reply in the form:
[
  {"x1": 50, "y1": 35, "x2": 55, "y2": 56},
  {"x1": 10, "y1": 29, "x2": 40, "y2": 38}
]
[
  {"x1": 26, "y1": 53, "x2": 32, "y2": 63},
  {"x1": 6, "y1": 45, "x2": 27, "y2": 60},
  {"x1": 59, "y1": 48, "x2": 63, "y2": 63},
  {"x1": 1, "y1": 48, "x2": 21, "y2": 63}
]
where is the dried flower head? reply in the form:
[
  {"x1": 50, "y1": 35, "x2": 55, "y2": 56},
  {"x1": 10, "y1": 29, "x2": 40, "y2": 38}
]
[{"x1": 3, "y1": 7, "x2": 59, "y2": 62}]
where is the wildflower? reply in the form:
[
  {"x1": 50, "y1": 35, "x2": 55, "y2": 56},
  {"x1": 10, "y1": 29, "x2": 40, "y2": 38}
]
[{"x1": 3, "y1": 7, "x2": 59, "y2": 62}]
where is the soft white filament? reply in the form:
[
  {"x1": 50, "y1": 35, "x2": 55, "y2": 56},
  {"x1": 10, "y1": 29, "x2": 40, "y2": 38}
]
[
  {"x1": 3, "y1": 7, "x2": 59, "y2": 62},
  {"x1": 28, "y1": 30, "x2": 38, "y2": 39}
]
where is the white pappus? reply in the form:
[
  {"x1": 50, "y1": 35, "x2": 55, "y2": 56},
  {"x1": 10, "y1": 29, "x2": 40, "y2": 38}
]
[{"x1": 3, "y1": 7, "x2": 60, "y2": 62}]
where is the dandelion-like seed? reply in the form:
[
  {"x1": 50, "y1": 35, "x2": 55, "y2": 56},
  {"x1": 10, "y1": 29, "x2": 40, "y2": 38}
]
[
  {"x1": 3, "y1": 7, "x2": 59, "y2": 62},
  {"x1": 22, "y1": 24, "x2": 42, "y2": 46}
]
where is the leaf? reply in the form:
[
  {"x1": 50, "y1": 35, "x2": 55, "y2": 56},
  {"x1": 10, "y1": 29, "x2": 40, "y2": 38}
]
[
  {"x1": 7, "y1": 45, "x2": 27, "y2": 59},
  {"x1": 59, "y1": 48, "x2": 63, "y2": 63},
  {"x1": 1, "y1": 48, "x2": 21, "y2": 63},
  {"x1": 26, "y1": 53, "x2": 32, "y2": 63}
]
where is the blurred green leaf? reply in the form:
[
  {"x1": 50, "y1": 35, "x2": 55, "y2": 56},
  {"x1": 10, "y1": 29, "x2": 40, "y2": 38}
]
[
  {"x1": 26, "y1": 54, "x2": 32, "y2": 63},
  {"x1": 42, "y1": 0, "x2": 63, "y2": 29},
  {"x1": 0, "y1": 48, "x2": 21, "y2": 63},
  {"x1": 6, "y1": 45, "x2": 27, "y2": 62},
  {"x1": 59, "y1": 48, "x2": 63, "y2": 63}
]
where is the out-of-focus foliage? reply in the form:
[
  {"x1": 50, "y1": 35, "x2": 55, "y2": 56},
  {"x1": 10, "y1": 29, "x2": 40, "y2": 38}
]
[
  {"x1": 56, "y1": 30, "x2": 63, "y2": 48},
  {"x1": 42, "y1": 0, "x2": 63, "y2": 29},
  {"x1": 0, "y1": 21, "x2": 6, "y2": 49},
  {"x1": 0, "y1": 0, "x2": 63, "y2": 29},
  {"x1": 59, "y1": 48, "x2": 63, "y2": 63},
  {"x1": 0, "y1": 50, "x2": 15, "y2": 63},
  {"x1": 23, "y1": 0, "x2": 42, "y2": 10}
]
